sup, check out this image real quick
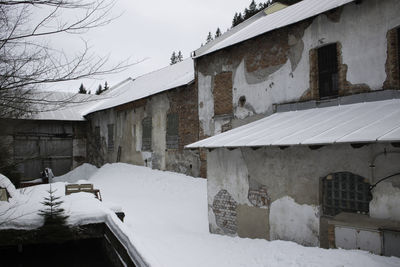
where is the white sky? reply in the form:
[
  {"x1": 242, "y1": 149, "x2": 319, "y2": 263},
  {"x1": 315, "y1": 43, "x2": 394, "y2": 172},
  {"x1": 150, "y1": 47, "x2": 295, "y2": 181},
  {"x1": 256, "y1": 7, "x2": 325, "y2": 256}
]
[{"x1": 45, "y1": 0, "x2": 258, "y2": 93}]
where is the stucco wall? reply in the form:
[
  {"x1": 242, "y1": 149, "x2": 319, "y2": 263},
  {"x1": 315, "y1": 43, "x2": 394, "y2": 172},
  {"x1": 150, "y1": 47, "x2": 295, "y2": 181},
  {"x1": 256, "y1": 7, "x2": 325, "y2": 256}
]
[
  {"x1": 87, "y1": 85, "x2": 201, "y2": 177},
  {"x1": 196, "y1": 0, "x2": 400, "y2": 138},
  {"x1": 207, "y1": 143, "x2": 400, "y2": 246}
]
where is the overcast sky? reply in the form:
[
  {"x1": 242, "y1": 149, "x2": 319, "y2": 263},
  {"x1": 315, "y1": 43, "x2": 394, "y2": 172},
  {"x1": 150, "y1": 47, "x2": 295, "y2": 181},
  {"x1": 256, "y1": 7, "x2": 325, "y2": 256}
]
[{"x1": 47, "y1": 0, "x2": 257, "y2": 93}]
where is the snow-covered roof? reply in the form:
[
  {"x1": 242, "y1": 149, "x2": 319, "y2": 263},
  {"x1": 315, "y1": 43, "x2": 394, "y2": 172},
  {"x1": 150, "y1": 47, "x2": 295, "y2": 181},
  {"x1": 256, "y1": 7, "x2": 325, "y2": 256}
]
[
  {"x1": 16, "y1": 91, "x2": 104, "y2": 121},
  {"x1": 186, "y1": 99, "x2": 400, "y2": 149},
  {"x1": 85, "y1": 58, "x2": 194, "y2": 114},
  {"x1": 193, "y1": 0, "x2": 355, "y2": 58}
]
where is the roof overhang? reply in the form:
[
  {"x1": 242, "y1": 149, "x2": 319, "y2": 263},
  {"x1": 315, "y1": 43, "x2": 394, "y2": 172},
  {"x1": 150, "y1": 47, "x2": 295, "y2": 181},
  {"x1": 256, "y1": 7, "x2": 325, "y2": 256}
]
[{"x1": 186, "y1": 99, "x2": 400, "y2": 149}]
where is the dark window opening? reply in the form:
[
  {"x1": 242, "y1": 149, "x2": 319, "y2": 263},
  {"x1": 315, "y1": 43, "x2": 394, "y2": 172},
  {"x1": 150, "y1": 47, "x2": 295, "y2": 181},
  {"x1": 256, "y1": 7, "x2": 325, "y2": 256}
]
[
  {"x1": 142, "y1": 117, "x2": 152, "y2": 151},
  {"x1": 107, "y1": 124, "x2": 114, "y2": 152},
  {"x1": 322, "y1": 172, "x2": 372, "y2": 216},
  {"x1": 166, "y1": 113, "x2": 179, "y2": 149},
  {"x1": 318, "y1": 43, "x2": 338, "y2": 98}
]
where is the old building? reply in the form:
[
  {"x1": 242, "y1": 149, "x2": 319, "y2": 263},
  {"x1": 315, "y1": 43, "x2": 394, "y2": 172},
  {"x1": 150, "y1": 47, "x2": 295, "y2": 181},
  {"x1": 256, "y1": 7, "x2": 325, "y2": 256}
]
[
  {"x1": 0, "y1": 92, "x2": 93, "y2": 181},
  {"x1": 187, "y1": 0, "x2": 400, "y2": 255},
  {"x1": 85, "y1": 58, "x2": 202, "y2": 177}
]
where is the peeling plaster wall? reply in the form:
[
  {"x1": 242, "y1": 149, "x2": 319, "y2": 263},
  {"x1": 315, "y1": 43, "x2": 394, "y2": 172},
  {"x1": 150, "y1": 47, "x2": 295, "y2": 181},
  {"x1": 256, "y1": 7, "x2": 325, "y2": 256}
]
[
  {"x1": 196, "y1": 0, "x2": 400, "y2": 137},
  {"x1": 207, "y1": 143, "x2": 400, "y2": 246},
  {"x1": 87, "y1": 85, "x2": 201, "y2": 177}
]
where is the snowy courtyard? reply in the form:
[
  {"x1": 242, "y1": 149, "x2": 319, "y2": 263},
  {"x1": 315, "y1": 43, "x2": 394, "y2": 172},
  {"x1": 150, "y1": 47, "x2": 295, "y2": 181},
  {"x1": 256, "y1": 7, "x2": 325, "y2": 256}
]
[{"x1": 1, "y1": 163, "x2": 399, "y2": 267}]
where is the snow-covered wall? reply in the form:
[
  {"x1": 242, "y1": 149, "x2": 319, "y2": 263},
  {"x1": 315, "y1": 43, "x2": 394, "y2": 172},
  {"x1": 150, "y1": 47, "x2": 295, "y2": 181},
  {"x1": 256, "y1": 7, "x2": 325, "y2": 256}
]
[
  {"x1": 207, "y1": 143, "x2": 400, "y2": 246},
  {"x1": 195, "y1": 0, "x2": 400, "y2": 137}
]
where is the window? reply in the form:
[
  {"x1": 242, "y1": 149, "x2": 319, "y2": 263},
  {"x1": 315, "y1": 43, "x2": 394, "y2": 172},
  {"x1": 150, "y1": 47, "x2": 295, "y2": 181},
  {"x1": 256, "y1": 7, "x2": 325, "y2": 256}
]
[
  {"x1": 322, "y1": 172, "x2": 371, "y2": 216},
  {"x1": 107, "y1": 124, "x2": 114, "y2": 152},
  {"x1": 166, "y1": 113, "x2": 179, "y2": 149},
  {"x1": 142, "y1": 117, "x2": 152, "y2": 151},
  {"x1": 318, "y1": 43, "x2": 338, "y2": 98},
  {"x1": 213, "y1": 72, "x2": 233, "y2": 115}
]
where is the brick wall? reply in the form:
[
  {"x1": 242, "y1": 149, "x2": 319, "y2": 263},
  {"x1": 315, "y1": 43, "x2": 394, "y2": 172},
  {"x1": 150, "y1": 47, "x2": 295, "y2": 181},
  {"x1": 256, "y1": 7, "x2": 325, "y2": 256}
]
[
  {"x1": 213, "y1": 72, "x2": 233, "y2": 116},
  {"x1": 384, "y1": 27, "x2": 400, "y2": 89}
]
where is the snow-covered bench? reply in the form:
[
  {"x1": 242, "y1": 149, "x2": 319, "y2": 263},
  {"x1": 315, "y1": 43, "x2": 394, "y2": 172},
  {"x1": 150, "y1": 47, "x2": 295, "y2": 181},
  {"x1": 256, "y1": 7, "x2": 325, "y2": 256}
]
[{"x1": 65, "y1": 184, "x2": 102, "y2": 201}]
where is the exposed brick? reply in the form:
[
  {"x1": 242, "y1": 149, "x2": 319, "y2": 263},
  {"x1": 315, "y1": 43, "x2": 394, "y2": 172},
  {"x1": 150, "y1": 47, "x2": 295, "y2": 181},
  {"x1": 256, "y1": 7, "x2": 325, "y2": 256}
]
[
  {"x1": 213, "y1": 72, "x2": 233, "y2": 116},
  {"x1": 383, "y1": 27, "x2": 400, "y2": 89},
  {"x1": 212, "y1": 189, "x2": 238, "y2": 235}
]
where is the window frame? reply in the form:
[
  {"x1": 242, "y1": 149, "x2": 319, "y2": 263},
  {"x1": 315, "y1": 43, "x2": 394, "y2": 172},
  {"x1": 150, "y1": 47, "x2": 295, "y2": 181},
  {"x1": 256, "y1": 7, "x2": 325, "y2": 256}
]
[
  {"x1": 141, "y1": 116, "x2": 152, "y2": 151},
  {"x1": 166, "y1": 113, "x2": 179, "y2": 150},
  {"x1": 317, "y1": 43, "x2": 339, "y2": 99}
]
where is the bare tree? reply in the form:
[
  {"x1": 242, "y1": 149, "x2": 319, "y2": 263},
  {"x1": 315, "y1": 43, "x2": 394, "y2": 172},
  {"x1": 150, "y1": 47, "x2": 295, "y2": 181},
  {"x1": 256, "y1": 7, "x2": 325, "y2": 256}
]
[{"x1": 0, "y1": 0, "x2": 133, "y2": 118}]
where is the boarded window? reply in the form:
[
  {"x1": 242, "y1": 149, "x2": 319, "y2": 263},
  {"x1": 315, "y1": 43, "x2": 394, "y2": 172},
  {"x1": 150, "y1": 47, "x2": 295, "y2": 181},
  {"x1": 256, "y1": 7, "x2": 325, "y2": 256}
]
[
  {"x1": 213, "y1": 72, "x2": 233, "y2": 115},
  {"x1": 142, "y1": 117, "x2": 152, "y2": 151},
  {"x1": 166, "y1": 113, "x2": 179, "y2": 149},
  {"x1": 94, "y1": 126, "x2": 101, "y2": 147},
  {"x1": 107, "y1": 124, "x2": 114, "y2": 152},
  {"x1": 318, "y1": 43, "x2": 338, "y2": 98},
  {"x1": 322, "y1": 172, "x2": 372, "y2": 217}
]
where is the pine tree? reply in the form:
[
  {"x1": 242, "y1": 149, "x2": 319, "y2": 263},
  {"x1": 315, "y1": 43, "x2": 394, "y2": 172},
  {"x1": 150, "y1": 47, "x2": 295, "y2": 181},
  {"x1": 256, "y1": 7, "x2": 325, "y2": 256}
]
[
  {"x1": 206, "y1": 32, "x2": 213, "y2": 44},
  {"x1": 78, "y1": 83, "x2": 87, "y2": 94},
  {"x1": 39, "y1": 185, "x2": 69, "y2": 226},
  {"x1": 96, "y1": 84, "x2": 103, "y2": 95},
  {"x1": 215, "y1": 28, "x2": 222, "y2": 38},
  {"x1": 177, "y1": 51, "x2": 183, "y2": 62},
  {"x1": 170, "y1": 51, "x2": 177, "y2": 65},
  {"x1": 232, "y1": 12, "x2": 239, "y2": 27},
  {"x1": 104, "y1": 81, "x2": 109, "y2": 92}
]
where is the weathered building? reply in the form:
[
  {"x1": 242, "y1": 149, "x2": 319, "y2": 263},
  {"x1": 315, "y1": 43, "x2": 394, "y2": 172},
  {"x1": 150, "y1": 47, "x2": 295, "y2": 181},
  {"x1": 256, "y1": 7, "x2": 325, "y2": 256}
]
[
  {"x1": 0, "y1": 92, "x2": 92, "y2": 181},
  {"x1": 187, "y1": 0, "x2": 400, "y2": 255},
  {"x1": 85, "y1": 59, "x2": 202, "y2": 177}
]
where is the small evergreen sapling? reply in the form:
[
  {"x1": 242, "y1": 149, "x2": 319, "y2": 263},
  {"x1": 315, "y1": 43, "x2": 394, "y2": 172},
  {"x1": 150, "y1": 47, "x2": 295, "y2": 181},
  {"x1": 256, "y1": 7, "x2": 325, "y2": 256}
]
[
  {"x1": 39, "y1": 185, "x2": 69, "y2": 226},
  {"x1": 38, "y1": 185, "x2": 71, "y2": 242}
]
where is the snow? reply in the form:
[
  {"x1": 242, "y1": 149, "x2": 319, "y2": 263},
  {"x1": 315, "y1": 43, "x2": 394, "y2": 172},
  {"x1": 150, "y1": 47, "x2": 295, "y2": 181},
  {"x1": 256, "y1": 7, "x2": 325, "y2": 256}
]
[
  {"x1": 270, "y1": 196, "x2": 320, "y2": 247},
  {"x1": 186, "y1": 99, "x2": 400, "y2": 148},
  {"x1": 370, "y1": 182, "x2": 400, "y2": 221},
  {"x1": 85, "y1": 58, "x2": 194, "y2": 114},
  {"x1": 194, "y1": 0, "x2": 355, "y2": 58},
  {"x1": 53, "y1": 163, "x2": 98, "y2": 183},
  {"x1": 2, "y1": 163, "x2": 400, "y2": 266}
]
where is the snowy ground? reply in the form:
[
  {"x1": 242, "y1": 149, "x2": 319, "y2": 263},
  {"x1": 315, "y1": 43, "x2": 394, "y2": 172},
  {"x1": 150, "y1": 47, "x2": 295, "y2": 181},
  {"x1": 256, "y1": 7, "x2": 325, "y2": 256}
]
[{"x1": 2, "y1": 163, "x2": 400, "y2": 266}]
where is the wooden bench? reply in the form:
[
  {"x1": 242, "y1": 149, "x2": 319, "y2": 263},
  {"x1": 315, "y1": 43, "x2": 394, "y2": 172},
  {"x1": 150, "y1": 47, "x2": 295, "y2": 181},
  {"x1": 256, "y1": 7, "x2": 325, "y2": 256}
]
[{"x1": 65, "y1": 184, "x2": 102, "y2": 201}]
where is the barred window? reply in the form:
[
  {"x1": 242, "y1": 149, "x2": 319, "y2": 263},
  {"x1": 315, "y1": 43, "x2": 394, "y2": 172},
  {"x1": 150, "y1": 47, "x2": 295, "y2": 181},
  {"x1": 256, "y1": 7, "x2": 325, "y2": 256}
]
[
  {"x1": 318, "y1": 43, "x2": 338, "y2": 99},
  {"x1": 166, "y1": 113, "x2": 179, "y2": 149},
  {"x1": 142, "y1": 117, "x2": 152, "y2": 151},
  {"x1": 322, "y1": 172, "x2": 371, "y2": 216},
  {"x1": 107, "y1": 124, "x2": 114, "y2": 152}
]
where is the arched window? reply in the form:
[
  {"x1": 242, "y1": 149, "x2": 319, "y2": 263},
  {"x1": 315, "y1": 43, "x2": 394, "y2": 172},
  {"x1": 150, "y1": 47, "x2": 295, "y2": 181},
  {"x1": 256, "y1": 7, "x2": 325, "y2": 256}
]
[{"x1": 322, "y1": 172, "x2": 371, "y2": 216}]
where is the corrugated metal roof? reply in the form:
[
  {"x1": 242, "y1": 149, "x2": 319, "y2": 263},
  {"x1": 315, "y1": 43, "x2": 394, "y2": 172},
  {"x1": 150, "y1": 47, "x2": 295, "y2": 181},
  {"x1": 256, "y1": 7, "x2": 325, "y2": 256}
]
[
  {"x1": 85, "y1": 58, "x2": 194, "y2": 114},
  {"x1": 186, "y1": 99, "x2": 400, "y2": 149},
  {"x1": 193, "y1": 0, "x2": 355, "y2": 58}
]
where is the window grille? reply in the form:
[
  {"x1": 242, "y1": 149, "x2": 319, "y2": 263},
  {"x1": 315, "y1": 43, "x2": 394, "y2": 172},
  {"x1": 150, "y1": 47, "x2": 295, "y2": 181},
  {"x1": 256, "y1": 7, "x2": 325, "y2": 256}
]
[
  {"x1": 142, "y1": 117, "x2": 152, "y2": 151},
  {"x1": 166, "y1": 113, "x2": 179, "y2": 149},
  {"x1": 318, "y1": 43, "x2": 338, "y2": 98},
  {"x1": 107, "y1": 124, "x2": 114, "y2": 152},
  {"x1": 322, "y1": 172, "x2": 372, "y2": 216}
]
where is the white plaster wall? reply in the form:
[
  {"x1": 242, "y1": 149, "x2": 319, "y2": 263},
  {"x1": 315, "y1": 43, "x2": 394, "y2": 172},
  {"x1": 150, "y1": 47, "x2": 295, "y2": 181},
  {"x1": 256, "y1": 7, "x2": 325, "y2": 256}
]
[
  {"x1": 207, "y1": 148, "x2": 251, "y2": 234},
  {"x1": 207, "y1": 143, "x2": 400, "y2": 244},
  {"x1": 270, "y1": 196, "x2": 320, "y2": 247},
  {"x1": 370, "y1": 182, "x2": 400, "y2": 221},
  {"x1": 198, "y1": 73, "x2": 214, "y2": 136},
  {"x1": 198, "y1": 0, "x2": 400, "y2": 131}
]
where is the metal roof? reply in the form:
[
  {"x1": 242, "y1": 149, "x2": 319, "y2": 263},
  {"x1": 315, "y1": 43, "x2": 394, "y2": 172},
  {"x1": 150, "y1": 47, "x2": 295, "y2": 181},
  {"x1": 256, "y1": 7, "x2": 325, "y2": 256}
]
[
  {"x1": 85, "y1": 58, "x2": 194, "y2": 114},
  {"x1": 193, "y1": 0, "x2": 355, "y2": 58},
  {"x1": 186, "y1": 99, "x2": 400, "y2": 149}
]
